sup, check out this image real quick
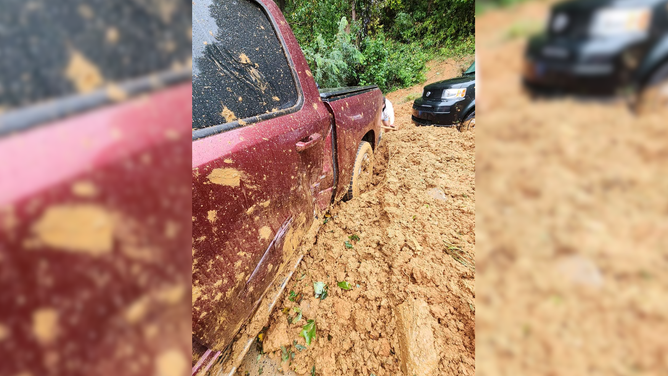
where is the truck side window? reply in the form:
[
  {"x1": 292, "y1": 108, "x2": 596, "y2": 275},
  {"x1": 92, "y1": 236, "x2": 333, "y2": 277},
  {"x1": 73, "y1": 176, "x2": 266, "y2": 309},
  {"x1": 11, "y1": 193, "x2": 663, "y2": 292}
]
[{"x1": 192, "y1": 0, "x2": 299, "y2": 130}]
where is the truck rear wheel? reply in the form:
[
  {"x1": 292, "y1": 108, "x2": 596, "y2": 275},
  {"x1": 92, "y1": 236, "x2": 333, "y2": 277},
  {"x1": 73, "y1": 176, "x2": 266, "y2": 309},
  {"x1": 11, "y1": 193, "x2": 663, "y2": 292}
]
[{"x1": 344, "y1": 141, "x2": 374, "y2": 201}]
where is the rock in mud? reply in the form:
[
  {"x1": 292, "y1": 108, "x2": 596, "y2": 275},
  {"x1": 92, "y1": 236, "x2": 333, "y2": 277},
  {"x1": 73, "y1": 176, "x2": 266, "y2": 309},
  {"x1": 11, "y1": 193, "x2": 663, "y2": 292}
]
[
  {"x1": 333, "y1": 298, "x2": 352, "y2": 322},
  {"x1": 262, "y1": 318, "x2": 291, "y2": 354},
  {"x1": 395, "y1": 298, "x2": 439, "y2": 376}
]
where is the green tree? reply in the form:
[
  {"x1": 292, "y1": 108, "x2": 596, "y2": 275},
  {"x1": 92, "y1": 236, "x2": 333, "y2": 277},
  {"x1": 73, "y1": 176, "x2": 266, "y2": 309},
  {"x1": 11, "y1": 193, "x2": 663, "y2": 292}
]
[
  {"x1": 285, "y1": 0, "x2": 475, "y2": 90},
  {"x1": 303, "y1": 17, "x2": 364, "y2": 88}
]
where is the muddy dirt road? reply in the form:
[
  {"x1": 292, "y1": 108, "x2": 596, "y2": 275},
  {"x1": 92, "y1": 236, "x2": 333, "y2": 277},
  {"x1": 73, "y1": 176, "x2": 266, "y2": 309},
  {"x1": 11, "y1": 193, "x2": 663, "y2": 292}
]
[
  {"x1": 234, "y1": 58, "x2": 476, "y2": 376},
  {"x1": 476, "y1": 2, "x2": 668, "y2": 375}
]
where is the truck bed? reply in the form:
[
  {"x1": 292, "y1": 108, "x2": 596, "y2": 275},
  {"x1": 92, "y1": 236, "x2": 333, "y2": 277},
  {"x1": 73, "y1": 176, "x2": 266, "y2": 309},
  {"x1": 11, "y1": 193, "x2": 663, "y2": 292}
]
[{"x1": 319, "y1": 85, "x2": 379, "y2": 102}]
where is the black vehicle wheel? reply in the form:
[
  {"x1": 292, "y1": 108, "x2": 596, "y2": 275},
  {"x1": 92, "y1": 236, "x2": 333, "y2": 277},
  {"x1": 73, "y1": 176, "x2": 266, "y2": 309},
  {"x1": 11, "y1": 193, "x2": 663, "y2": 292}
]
[
  {"x1": 521, "y1": 79, "x2": 539, "y2": 99},
  {"x1": 344, "y1": 141, "x2": 374, "y2": 201},
  {"x1": 457, "y1": 110, "x2": 475, "y2": 132},
  {"x1": 635, "y1": 62, "x2": 668, "y2": 115}
]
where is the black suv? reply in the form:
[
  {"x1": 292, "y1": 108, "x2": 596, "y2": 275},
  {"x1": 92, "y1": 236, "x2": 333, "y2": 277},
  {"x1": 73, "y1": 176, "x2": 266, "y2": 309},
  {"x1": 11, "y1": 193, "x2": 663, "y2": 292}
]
[
  {"x1": 412, "y1": 61, "x2": 475, "y2": 128},
  {"x1": 523, "y1": 0, "x2": 668, "y2": 111}
]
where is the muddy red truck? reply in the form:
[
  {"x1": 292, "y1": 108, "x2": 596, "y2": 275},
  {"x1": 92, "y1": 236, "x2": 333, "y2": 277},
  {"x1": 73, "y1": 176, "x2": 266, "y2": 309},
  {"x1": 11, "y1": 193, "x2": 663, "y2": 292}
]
[{"x1": 191, "y1": 0, "x2": 384, "y2": 373}]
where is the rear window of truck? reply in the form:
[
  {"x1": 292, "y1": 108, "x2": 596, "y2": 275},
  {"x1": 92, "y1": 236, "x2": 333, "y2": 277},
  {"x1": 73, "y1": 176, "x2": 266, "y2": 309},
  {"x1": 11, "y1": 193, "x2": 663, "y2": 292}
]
[{"x1": 192, "y1": 0, "x2": 299, "y2": 130}]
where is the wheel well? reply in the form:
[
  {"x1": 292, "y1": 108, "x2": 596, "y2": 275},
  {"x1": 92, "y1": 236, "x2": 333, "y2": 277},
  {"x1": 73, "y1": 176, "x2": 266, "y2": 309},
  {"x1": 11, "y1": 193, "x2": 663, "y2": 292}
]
[
  {"x1": 362, "y1": 130, "x2": 375, "y2": 150},
  {"x1": 463, "y1": 106, "x2": 475, "y2": 120},
  {"x1": 639, "y1": 56, "x2": 668, "y2": 89}
]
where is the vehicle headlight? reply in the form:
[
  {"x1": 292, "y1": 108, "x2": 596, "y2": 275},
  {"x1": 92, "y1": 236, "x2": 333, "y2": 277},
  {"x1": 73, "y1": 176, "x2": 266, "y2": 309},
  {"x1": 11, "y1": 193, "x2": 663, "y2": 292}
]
[
  {"x1": 589, "y1": 7, "x2": 651, "y2": 37},
  {"x1": 442, "y1": 88, "x2": 467, "y2": 99}
]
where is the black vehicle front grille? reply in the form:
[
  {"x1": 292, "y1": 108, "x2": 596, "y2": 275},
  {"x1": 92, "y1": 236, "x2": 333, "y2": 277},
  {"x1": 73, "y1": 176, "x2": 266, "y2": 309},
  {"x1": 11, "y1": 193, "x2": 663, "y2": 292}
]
[
  {"x1": 547, "y1": 9, "x2": 593, "y2": 39},
  {"x1": 423, "y1": 88, "x2": 443, "y2": 100}
]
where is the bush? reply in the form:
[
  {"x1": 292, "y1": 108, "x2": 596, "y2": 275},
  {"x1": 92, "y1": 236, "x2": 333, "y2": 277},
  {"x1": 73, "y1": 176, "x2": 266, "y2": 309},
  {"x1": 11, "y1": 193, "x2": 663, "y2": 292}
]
[
  {"x1": 302, "y1": 17, "x2": 364, "y2": 88},
  {"x1": 382, "y1": 0, "x2": 475, "y2": 47},
  {"x1": 286, "y1": 0, "x2": 475, "y2": 92},
  {"x1": 302, "y1": 22, "x2": 431, "y2": 92},
  {"x1": 391, "y1": 12, "x2": 417, "y2": 43},
  {"x1": 357, "y1": 33, "x2": 430, "y2": 92},
  {"x1": 286, "y1": 0, "x2": 353, "y2": 45},
  {"x1": 436, "y1": 34, "x2": 476, "y2": 59}
]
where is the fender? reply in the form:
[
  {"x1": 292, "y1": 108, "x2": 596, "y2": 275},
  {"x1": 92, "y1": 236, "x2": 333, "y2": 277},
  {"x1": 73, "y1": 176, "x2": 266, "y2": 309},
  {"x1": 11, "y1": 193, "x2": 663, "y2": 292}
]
[
  {"x1": 634, "y1": 35, "x2": 668, "y2": 88},
  {"x1": 460, "y1": 99, "x2": 476, "y2": 121}
]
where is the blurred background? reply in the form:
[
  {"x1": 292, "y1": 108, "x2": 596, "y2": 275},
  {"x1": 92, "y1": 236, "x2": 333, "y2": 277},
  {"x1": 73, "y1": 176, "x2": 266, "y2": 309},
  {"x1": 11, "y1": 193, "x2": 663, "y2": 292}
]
[
  {"x1": 476, "y1": 0, "x2": 668, "y2": 375},
  {"x1": 0, "y1": 1, "x2": 192, "y2": 375}
]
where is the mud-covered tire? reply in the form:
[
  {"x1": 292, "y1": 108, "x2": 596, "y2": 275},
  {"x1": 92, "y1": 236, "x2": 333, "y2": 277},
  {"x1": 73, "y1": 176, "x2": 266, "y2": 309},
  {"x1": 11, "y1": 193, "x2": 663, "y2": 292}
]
[
  {"x1": 344, "y1": 141, "x2": 374, "y2": 201},
  {"x1": 635, "y1": 62, "x2": 668, "y2": 115},
  {"x1": 457, "y1": 110, "x2": 475, "y2": 132}
]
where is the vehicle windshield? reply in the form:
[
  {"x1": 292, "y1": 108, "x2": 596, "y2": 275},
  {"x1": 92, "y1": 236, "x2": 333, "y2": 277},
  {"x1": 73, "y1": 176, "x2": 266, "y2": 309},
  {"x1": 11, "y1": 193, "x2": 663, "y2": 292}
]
[{"x1": 464, "y1": 62, "x2": 475, "y2": 75}]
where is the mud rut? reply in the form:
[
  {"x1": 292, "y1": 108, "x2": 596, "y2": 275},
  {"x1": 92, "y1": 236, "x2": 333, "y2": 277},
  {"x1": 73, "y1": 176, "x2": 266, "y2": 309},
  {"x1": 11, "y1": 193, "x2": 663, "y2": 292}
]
[{"x1": 233, "y1": 58, "x2": 476, "y2": 376}]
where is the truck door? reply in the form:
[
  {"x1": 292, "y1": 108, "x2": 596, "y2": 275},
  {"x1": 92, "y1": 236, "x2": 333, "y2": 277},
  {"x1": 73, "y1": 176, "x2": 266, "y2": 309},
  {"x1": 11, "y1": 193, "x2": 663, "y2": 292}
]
[{"x1": 191, "y1": 0, "x2": 332, "y2": 351}]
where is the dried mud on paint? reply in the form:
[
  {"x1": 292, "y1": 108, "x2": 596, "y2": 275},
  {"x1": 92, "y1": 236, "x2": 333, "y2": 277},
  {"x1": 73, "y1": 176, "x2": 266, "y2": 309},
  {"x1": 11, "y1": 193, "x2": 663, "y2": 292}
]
[
  {"x1": 31, "y1": 204, "x2": 114, "y2": 255},
  {"x1": 237, "y1": 59, "x2": 475, "y2": 376},
  {"x1": 65, "y1": 49, "x2": 104, "y2": 93},
  {"x1": 208, "y1": 168, "x2": 244, "y2": 187}
]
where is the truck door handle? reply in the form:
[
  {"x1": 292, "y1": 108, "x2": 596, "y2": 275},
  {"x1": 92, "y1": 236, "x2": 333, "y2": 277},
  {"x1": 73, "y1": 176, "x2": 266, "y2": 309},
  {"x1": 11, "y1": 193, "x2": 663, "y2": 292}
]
[{"x1": 296, "y1": 133, "x2": 322, "y2": 152}]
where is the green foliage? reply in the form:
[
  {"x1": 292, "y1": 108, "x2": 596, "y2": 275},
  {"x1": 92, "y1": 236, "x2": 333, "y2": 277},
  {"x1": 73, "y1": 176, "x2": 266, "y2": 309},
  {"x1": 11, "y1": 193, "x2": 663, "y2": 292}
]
[
  {"x1": 337, "y1": 281, "x2": 352, "y2": 290},
  {"x1": 475, "y1": 0, "x2": 532, "y2": 15},
  {"x1": 288, "y1": 307, "x2": 303, "y2": 324},
  {"x1": 303, "y1": 17, "x2": 364, "y2": 88},
  {"x1": 293, "y1": 307, "x2": 302, "y2": 323},
  {"x1": 392, "y1": 12, "x2": 416, "y2": 42},
  {"x1": 281, "y1": 345, "x2": 290, "y2": 362},
  {"x1": 503, "y1": 20, "x2": 544, "y2": 41},
  {"x1": 300, "y1": 319, "x2": 317, "y2": 346},
  {"x1": 357, "y1": 33, "x2": 430, "y2": 92},
  {"x1": 384, "y1": 0, "x2": 475, "y2": 47},
  {"x1": 435, "y1": 34, "x2": 476, "y2": 60},
  {"x1": 293, "y1": 340, "x2": 307, "y2": 351},
  {"x1": 313, "y1": 282, "x2": 329, "y2": 300},
  {"x1": 285, "y1": 0, "x2": 475, "y2": 92},
  {"x1": 405, "y1": 93, "x2": 421, "y2": 102},
  {"x1": 284, "y1": 0, "x2": 353, "y2": 44}
]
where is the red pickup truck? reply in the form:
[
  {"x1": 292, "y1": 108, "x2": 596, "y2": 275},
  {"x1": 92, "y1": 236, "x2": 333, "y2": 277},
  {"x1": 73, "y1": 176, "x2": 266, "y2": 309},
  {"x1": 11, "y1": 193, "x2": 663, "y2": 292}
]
[{"x1": 191, "y1": 0, "x2": 383, "y2": 373}]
